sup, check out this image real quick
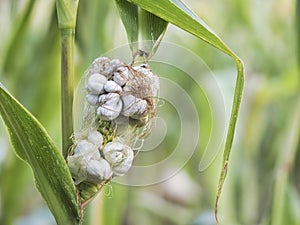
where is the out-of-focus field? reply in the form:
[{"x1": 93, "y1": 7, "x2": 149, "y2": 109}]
[{"x1": 0, "y1": 0, "x2": 299, "y2": 225}]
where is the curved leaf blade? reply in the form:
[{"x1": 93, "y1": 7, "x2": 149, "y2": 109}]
[
  {"x1": 115, "y1": 0, "x2": 168, "y2": 58},
  {"x1": 127, "y1": 0, "x2": 235, "y2": 57},
  {"x1": 0, "y1": 85, "x2": 80, "y2": 225},
  {"x1": 115, "y1": 0, "x2": 139, "y2": 53},
  {"x1": 139, "y1": 8, "x2": 168, "y2": 57},
  {"x1": 126, "y1": 0, "x2": 245, "y2": 223}
]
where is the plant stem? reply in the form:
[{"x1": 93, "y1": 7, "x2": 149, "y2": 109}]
[{"x1": 60, "y1": 28, "x2": 75, "y2": 158}]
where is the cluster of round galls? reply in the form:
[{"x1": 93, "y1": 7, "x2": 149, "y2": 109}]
[
  {"x1": 85, "y1": 57, "x2": 159, "y2": 121},
  {"x1": 68, "y1": 129, "x2": 133, "y2": 185},
  {"x1": 68, "y1": 57, "x2": 159, "y2": 186}
]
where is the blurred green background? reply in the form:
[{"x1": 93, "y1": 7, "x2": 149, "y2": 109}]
[{"x1": 0, "y1": 0, "x2": 299, "y2": 225}]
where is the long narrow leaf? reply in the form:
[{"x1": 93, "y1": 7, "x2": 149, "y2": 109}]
[
  {"x1": 0, "y1": 86, "x2": 80, "y2": 225},
  {"x1": 55, "y1": 0, "x2": 79, "y2": 29},
  {"x1": 271, "y1": 96, "x2": 300, "y2": 225},
  {"x1": 139, "y1": 8, "x2": 168, "y2": 57},
  {"x1": 115, "y1": 0, "x2": 168, "y2": 58},
  {"x1": 115, "y1": 0, "x2": 139, "y2": 53},
  {"x1": 1, "y1": 0, "x2": 35, "y2": 73},
  {"x1": 126, "y1": 0, "x2": 244, "y2": 223}
]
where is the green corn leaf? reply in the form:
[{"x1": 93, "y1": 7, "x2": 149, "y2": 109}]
[
  {"x1": 114, "y1": 0, "x2": 168, "y2": 58},
  {"x1": 0, "y1": 86, "x2": 81, "y2": 225},
  {"x1": 1, "y1": 0, "x2": 35, "y2": 73},
  {"x1": 139, "y1": 8, "x2": 168, "y2": 57},
  {"x1": 126, "y1": 0, "x2": 245, "y2": 223},
  {"x1": 55, "y1": 0, "x2": 79, "y2": 29},
  {"x1": 115, "y1": 0, "x2": 139, "y2": 53}
]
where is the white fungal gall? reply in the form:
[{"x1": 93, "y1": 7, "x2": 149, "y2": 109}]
[
  {"x1": 89, "y1": 57, "x2": 110, "y2": 75},
  {"x1": 68, "y1": 138, "x2": 103, "y2": 184},
  {"x1": 87, "y1": 130, "x2": 103, "y2": 147},
  {"x1": 121, "y1": 95, "x2": 148, "y2": 119},
  {"x1": 106, "y1": 150, "x2": 124, "y2": 165},
  {"x1": 109, "y1": 59, "x2": 123, "y2": 71},
  {"x1": 68, "y1": 154, "x2": 88, "y2": 185},
  {"x1": 133, "y1": 64, "x2": 150, "y2": 74},
  {"x1": 133, "y1": 64, "x2": 160, "y2": 97},
  {"x1": 103, "y1": 142, "x2": 134, "y2": 176},
  {"x1": 97, "y1": 93, "x2": 123, "y2": 120},
  {"x1": 112, "y1": 160, "x2": 133, "y2": 177},
  {"x1": 74, "y1": 144, "x2": 101, "y2": 162},
  {"x1": 112, "y1": 74, "x2": 125, "y2": 86},
  {"x1": 86, "y1": 94, "x2": 99, "y2": 106},
  {"x1": 86, "y1": 159, "x2": 113, "y2": 183},
  {"x1": 121, "y1": 94, "x2": 136, "y2": 107},
  {"x1": 103, "y1": 142, "x2": 125, "y2": 162},
  {"x1": 89, "y1": 57, "x2": 123, "y2": 78},
  {"x1": 104, "y1": 80, "x2": 122, "y2": 93},
  {"x1": 132, "y1": 101, "x2": 148, "y2": 119},
  {"x1": 97, "y1": 103, "x2": 122, "y2": 121},
  {"x1": 151, "y1": 75, "x2": 160, "y2": 96},
  {"x1": 74, "y1": 140, "x2": 95, "y2": 155},
  {"x1": 98, "y1": 92, "x2": 120, "y2": 104},
  {"x1": 100, "y1": 58, "x2": 123, "y2": 78},
  {"x1": 86, "y1": 73, "x2": 107, "y2": 94},
  {"x1": 113, "y1": 66, "x2": 133, "y2": 86}
]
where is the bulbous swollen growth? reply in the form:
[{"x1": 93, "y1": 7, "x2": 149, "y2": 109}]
[{"x1": 67, "y1": 57, "x2": 159, "y2": 202}]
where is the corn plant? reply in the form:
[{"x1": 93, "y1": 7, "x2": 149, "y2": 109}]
[{"x1": 0, "y1": 0, "x2": 244, "y2": 224}]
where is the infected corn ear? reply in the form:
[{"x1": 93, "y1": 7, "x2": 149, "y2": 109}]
[{"x1": 67, "y1": 57, "x2": 159, "y2": 204}]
